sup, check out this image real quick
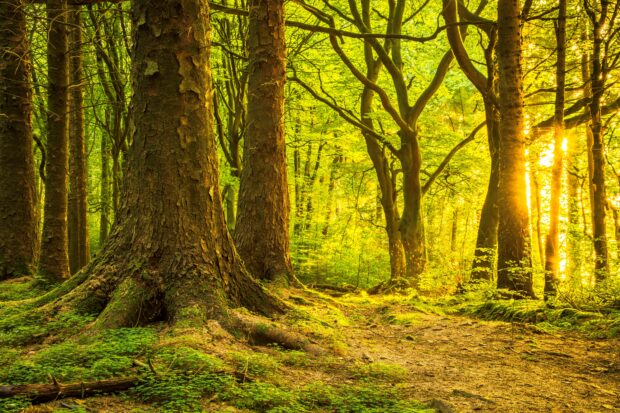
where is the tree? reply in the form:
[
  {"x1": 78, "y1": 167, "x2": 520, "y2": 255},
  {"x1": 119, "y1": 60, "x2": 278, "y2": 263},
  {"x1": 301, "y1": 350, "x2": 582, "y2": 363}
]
[
  {"x1": 543, "y1": 0, "x2": 567, "y2": 297},
  {"x1": 68, "y1": 5, "x2": 90, "y2": 274},
  {"x1": 235, "y1": 0, "x2": 294, "y2": 283},
  {"x1": 39, "y1": 0, "x2": 71, "y2": 281},
  {"x1": 32, "y1": 0, "x2": 283, "y2": 328},
  {"x1": 0, "y1": 0, "x2": 38, "y2": 278},
  {"x1": 583, "y1": 0, "x2": 618, "y2": 281},
  {"x1": 496, "y1": 0, "x2": 535, "y2": 297}
]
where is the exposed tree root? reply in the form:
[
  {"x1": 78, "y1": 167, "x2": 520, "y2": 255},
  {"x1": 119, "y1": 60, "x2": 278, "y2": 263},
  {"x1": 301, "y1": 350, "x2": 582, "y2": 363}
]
[
  {"x1": 367, "y1": 278, "x2": 414, "y2": 295},
  {"x1": 231, "y1": 311, "x2": 326, "y2": 355}
]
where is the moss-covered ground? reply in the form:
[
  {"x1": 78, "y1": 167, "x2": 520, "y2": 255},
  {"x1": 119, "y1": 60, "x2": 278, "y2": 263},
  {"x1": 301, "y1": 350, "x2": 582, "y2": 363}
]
[{"x1": 0, "y1": 278, "x2": 618, "y2": 412}]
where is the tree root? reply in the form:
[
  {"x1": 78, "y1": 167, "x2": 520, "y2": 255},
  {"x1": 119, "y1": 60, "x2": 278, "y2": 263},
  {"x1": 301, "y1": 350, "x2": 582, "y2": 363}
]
[{"x1": 230, "y1": 311, "x2": 326, "y2": 355}]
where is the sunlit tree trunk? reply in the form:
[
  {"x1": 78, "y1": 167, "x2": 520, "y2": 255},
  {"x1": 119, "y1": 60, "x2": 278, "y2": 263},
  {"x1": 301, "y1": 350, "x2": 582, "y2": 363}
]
[
  {"x1": 39, "y1": 0, "x2": 71, "y2": 281},
  {"x1": 0, "y1": 0, "x2": 38, "y2": 278},
  {"x1": 68, "y1": 5, "x2": 90, "y2": 274},
  {"x1": 543, "y1": 0, "x2": 566, "y2": 297},
  {"x1": 235, "y1": 0, "x2": 294, "y2": 283},
  {"x1": 496, "y1": 0, "x2": 534, "y2": 297},
  {"x1": 585, "y1": 4, "x2": 609, "y2": 281}
]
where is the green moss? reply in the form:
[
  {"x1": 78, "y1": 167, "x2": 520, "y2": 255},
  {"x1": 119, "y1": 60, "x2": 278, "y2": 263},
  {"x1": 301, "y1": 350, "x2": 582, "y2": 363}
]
[
  {"x1": 228, "y1": 350, "x2": 281, "y2": 377},
  {"x1": 460, "y1": 299, "x2": 620, "y2": 338}
]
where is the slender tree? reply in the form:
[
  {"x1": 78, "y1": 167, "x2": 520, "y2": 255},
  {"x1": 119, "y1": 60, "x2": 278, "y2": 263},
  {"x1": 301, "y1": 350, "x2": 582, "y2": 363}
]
[
  {"x1": 68, "y1": 4, "x2": 90, "y2": 274},
  {"x1": 584, "y1": 0, "x2": 616, "y2": 281},
  {"x1": 543, "y1": 0, "x2": 567, "y2": 297},
  {"x1": 39, "y1": 0, "x2": 71, "y2": 281},
  {"x1": 0, "y1": 0, "x2": 38, "y2": 278},
  {"x1": 235, "y1": 0, "x2": 294, "y2": 283},
  {"x1": 496, "y1": 0, "x2": 535, "y2": 297}
]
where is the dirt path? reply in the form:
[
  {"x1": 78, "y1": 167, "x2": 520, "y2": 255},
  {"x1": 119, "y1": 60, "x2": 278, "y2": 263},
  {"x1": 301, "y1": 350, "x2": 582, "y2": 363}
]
[{"x1": 340, "y1": 304, "x2": 619, "y2": 413}]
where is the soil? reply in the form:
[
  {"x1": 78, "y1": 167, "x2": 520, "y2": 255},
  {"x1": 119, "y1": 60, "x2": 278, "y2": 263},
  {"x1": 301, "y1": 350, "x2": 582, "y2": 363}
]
[{"x1": 339, "y1": 302, "x2": 620, "y2": 413}]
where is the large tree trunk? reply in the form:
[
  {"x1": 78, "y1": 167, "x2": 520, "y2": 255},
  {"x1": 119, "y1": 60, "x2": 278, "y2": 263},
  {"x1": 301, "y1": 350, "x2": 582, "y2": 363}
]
[
  {"x1": 235, "y1": 0, "x2": 293, "y2": 283},
  {"x1": 39, "y1": 0, "x2": 71, "y2": 281},
  {"x1": 0, "y1": 0, "x2": 38, "y2": 278},
  {"x1": 496, "y1": 0, "x2": 534, "y2": 297},
  {"x1": 543, "y1": 0, "x2": 566, "y2": 297},
  {"x1": 42, "y1": 0, "x2": 284, "y2": 328},
  {"x1": 68, "y1": 5, "x2": 90, "y2": 274}
]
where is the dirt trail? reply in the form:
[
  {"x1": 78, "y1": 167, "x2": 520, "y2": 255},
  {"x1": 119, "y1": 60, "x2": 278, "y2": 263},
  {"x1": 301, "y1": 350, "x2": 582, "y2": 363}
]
[{"x1": 340, "y1": 304, "x2": 619, "y2": 413}]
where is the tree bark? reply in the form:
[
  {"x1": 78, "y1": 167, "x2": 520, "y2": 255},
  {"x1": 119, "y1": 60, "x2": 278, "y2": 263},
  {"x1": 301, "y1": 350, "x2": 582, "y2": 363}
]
[
  {"x1": 586, "y1": 5, "x2": 610, "y2": 281},
  {"x1": 39, "y1": 0, "x2": 71, "y2": 281},
  {"x1": 235, "y1": 0, "x2": 293, "y2": 283},
  {"x1": 471, "y1": 104, "x2": 500, "y2": 281},
  {"x1": 0, "y1": 0, "x2": 38, "y2": 278},
  {"x1": 68, "y1": 5, "x2": 90, "y2": 274},
  {"x1": 543, "y1": 0, "x2": 566, "y2": 297},
  {"x1": 496, "y1": 0, "x2": 534, "y2": 297},
  {"x1": 100, "y1": 134, "x2": 111, "y2": 245},
  {"x1": 31, "y1": 0, "x2": 284, "y2": 329}
]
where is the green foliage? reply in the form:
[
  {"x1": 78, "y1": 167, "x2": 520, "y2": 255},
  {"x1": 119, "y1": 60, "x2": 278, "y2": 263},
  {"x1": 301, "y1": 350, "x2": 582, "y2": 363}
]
[
  {"x1": 228, "y1": 350, "x2": 281, "y2": 378},
  {"x1": 349, "y1": 362, "x2": 408, "y2": 382},
  {"x1": 0, "y1": 396, "x2": 31, "y2": 413},
  {"x1": 460, "y1": 299, "x2": 620, "y2": 338},
  {"x1": 0, "y1": 327, "x2": 157, "y2": 384},
  {"x1": 133, "y1": 372, "x2": 234, "y2": 413},
  {"x1": 0, "y1": 311, "x2": 95, "y2": 346}
]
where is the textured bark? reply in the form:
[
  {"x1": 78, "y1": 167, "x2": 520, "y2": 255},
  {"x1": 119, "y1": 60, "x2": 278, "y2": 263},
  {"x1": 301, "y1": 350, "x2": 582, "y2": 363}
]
[
  {"x1": 100, "y1": 135, "x2": 111, "y2": 245},
  {"x1": 471, "y1": 103, "x2": 500, "y2": 281},
  {"x1": 543, "y1": 0, "x2": 566, "y2": 297},
  {"x1": 586, "y1": 7, "x2": 610, "y2": 281},
  {"x1": 68, "y1": 5, "x2": 90, "y2": 274},
  {"x1": 235, "y1": 0, "x2": 293, "y2": 283},
  {"x1": 39, "y1": 0, "x2": 71, "y2": 281},
  {"x1": 442, "y1": 0, "x2": 498, "y2": 282},
  {"x1": 496, "y1": 0, "x2": 534, "y2": 297},
  {"x1": 42, "y1": 0, "x2": 284, "y2": 328},
  {"x1": 0, "y1": 377, "x2": 138, "y2": 403},
  {"x1": 0, "y1": 0, "x2": 38, "y2": 278}
]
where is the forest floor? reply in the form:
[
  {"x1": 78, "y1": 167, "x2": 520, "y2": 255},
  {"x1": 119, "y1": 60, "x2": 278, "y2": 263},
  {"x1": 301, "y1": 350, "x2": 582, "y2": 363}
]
[
  {"x1": 336, "y1": 298, "x2": 620, "y2": 412},
  {"x1": 0, "y1": 279, "x2": 618, "y2": 413}
]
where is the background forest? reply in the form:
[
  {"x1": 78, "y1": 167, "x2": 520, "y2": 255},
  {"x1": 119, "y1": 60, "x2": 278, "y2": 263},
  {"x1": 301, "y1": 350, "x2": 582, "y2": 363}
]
[{"x1": 0, "y1": 0, "x2": 619, "y2": 411}]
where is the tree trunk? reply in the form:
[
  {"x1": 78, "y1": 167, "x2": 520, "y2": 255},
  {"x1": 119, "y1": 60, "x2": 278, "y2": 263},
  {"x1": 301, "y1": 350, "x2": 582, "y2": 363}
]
[
  {"x1": 496, "y1": 0, "x2": 534, "y2": 297},
  {"x1": 222, "y1": 184, "x2": 236, "y2": 231},
  {"x1": 471, "y1": 104, "x2": 500, "y2": 281},
  {"x1": 543, "y1": 0, "x2": 566, "y2": 297},
  {"x1": 235, "y1": 0, "x2": 293, "y2": 283},
  {"x1": 100, "y1": 134, "x2": 111, "y2": 246},
  {"x1": 565, "y1": 124, "x2": 581, "y2": 282},
  {"x1": 322, "y1": 148, "x2": 342, "y2": 236},
  {"x1": 0, "y1": 0, "x2": 38, "y2": 278},
  {"x1": 399, "y1": 133, "x2": 426, "y2": 286},
  {"x1": 39, "y1": 0, "x2": 71, "y2": 281},
  {"x1": 587, "y1": 8, "x2": 609, "y2": 281},
  {"x1": 68, "y1": 5, "x2": 90, "y2": 274},
  {"x1": 41, "y1": 0, "x2": 283, "y2": 328}
]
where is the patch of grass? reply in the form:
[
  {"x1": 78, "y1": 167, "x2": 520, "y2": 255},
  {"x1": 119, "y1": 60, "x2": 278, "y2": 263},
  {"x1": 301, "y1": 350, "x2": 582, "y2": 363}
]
[
  {"x1": 0, "y1": 396, "x2": 31, "y2": 413},
  {"x1": 349, "y1": 362, "x2": 408, "y2": 382},
  {"x1": 228, "y1": 350, "x2": 281, "y2": 378},
  {"x1": 0, "y1": 327, "x2": 157, "y2": 384},
  {"x1": 0, "y1": 277, "x2": 47, "y2": 302}
]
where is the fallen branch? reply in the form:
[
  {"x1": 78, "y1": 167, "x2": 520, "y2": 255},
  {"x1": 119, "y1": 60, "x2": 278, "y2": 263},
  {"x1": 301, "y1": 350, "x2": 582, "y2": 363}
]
[{"x1": 0, "y1": 376, "x2": 139, "y2": 403}]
